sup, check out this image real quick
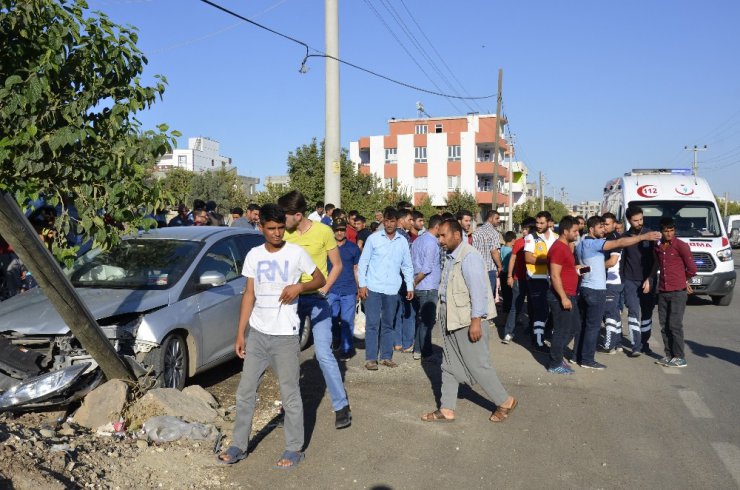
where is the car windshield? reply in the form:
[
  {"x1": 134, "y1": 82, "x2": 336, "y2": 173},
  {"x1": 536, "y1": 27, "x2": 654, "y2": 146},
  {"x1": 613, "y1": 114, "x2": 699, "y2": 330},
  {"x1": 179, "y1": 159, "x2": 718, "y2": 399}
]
[
  {"x1": 630, "y1": 200, "x2": 722, "y2": 237},
  {"x1": 66, "y1": 239, "x2": 203, "y2": 289}
]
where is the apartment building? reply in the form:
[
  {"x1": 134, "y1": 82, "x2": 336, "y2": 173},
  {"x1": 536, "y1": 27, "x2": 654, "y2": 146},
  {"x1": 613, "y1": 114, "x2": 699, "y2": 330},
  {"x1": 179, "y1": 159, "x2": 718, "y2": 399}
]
[
  {"x1": 156, "y1": 136, "x2": 234, "y2": 173},
  {"x1": 349, "y1": 114, "x2": 522, "y2": 216}
]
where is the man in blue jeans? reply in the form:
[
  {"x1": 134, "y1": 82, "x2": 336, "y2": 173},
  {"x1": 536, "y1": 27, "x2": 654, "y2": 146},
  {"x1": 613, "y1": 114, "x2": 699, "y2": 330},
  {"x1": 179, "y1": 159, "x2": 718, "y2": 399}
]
[
  {"x1": 325, "y1": 218, "x2": 360, "y2": 360},
  {"x1": 411, "y1": 215, "x2": 442, "y2": 361},
  {"x1": 575, "y1": 216, "x2": 660, "y2": 369},
  {"x1": 358, "y1": 207, "x2": 414, "y2": 371},
  {"x1": 279, "y1": 191, "x2": 352, "y2": 429}
]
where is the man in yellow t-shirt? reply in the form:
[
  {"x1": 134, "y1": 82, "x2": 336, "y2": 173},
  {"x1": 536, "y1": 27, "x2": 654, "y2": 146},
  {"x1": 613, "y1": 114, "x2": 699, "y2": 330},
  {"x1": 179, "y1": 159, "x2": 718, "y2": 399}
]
[{"x1": 278, "y1": 190, "x2": 352, "y2": 430}]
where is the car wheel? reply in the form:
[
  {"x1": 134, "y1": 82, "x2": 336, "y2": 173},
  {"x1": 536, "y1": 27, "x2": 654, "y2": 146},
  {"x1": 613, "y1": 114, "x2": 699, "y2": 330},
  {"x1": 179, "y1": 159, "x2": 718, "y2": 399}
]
[
  {"x1": 146, "y1": 333, "x2": 189, "y2": 390},
  {"x1": 299, "y1": 315, "x2": 312, "y2": 350},
  {"x1": 711, "y1": 291, "x2": 733, "y2": 307}
]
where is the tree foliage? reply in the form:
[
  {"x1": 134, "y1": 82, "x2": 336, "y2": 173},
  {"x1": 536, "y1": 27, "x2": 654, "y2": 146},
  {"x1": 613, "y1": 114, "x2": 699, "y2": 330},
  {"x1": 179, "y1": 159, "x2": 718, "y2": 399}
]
[
  {"x1": 512, "y1": 197, "x2": 571, "y2": 225},
  {"x1": 414, "y1": 195, "x2": 439, "y2": 220},
  {"x1": 444, "y1": 190, "x2": 479, "y2": 216},
  {"x1": 160, "y1": 168, "x2": 251, "y2": 214},
  {"x1": 716, "y1": 196, "x2": 740, "y2": 217},
  {"x1": 0, "y1": 0, "x2": 177, "y2": 262},
  {"x1": 264, "y1": 138, "x2": 410, "y2": 217}
]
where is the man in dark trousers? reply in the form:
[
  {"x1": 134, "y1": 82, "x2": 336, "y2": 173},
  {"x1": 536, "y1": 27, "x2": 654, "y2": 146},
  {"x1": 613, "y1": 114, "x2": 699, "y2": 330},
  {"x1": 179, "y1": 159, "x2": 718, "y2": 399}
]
[
  {"x1": 621, "y1": 206, "x2": 659, "y2": 357},
  {"x1": 652, "y1": 218, "x2": 697, "y2": 368}
]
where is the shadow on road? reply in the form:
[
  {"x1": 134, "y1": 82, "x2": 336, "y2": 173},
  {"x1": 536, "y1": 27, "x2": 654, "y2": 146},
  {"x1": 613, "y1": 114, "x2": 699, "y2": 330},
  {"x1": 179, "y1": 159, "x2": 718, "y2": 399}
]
[
  {"x1": 298, "y1": 354, "x2": 347, "y2": 450},
  {"x1": 686, "y1": 340, "x2": 740, "y2": 368}
]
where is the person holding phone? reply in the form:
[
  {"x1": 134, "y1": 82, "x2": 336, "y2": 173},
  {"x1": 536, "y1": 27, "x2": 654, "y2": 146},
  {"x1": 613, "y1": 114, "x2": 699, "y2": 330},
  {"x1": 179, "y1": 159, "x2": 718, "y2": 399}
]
[{"x1": 574, "y1": 216, "x2": 661, "y2": 370}]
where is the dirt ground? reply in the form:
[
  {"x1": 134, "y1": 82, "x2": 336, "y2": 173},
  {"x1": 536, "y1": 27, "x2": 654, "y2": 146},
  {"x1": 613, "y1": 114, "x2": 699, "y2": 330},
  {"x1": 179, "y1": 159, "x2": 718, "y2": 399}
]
[{"x1": 0, "y1": 358, "x2": 284, "y2": 489}]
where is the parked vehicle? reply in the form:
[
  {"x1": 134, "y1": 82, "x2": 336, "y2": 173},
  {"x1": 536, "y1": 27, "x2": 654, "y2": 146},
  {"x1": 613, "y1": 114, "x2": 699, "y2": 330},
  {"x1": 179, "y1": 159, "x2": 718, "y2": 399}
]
[
  {"x1": 602, "y1": 168, "x2": 736, "y2": 306},
  {"x1": 723, "y1": 214, "x2": 740, "y2": 248},
  {"x1": 0, "y1": 226, "x2": 268, "y2": 410}
]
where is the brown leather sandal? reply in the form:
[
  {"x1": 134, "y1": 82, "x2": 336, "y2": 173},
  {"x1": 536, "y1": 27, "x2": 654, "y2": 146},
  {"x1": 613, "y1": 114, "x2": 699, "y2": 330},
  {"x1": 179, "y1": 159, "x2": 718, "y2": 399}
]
[
  {"x1": 421, "y1": 409, "x2": 455, "y2": 422},
  {"x1": 489, "y1": 398, "x2": 518, "y2": 423}
]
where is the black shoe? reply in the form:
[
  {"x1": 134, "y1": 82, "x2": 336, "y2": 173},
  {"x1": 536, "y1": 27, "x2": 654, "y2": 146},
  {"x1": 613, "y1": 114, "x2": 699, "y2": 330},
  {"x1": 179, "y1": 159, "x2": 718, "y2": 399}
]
[
  {"x1": 335, "y1": 405, "x2": 352, "y2": 429},
  {"x1": 643, "y1": 345, "x2": 654, "y2": 355}
]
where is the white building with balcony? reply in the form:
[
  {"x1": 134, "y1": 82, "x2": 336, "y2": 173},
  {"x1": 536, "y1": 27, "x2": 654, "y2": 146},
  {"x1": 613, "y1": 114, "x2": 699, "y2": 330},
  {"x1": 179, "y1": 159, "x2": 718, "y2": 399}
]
[{"x1": 156, "y1": 136, "x2": 234, "y2": 173}]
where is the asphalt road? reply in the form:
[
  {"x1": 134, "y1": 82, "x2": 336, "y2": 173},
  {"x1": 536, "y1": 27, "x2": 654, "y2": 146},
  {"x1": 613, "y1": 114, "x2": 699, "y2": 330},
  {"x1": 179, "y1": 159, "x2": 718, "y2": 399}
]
[{"x1": 218, "y1": 250, "x2": 740, "y2": 489}]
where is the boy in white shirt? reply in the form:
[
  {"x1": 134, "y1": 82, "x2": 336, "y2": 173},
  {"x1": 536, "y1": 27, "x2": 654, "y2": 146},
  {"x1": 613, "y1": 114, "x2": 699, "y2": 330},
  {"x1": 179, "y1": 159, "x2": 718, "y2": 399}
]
[{"x1": 218, "y1": 204, "x2": 325, "y2": 468}]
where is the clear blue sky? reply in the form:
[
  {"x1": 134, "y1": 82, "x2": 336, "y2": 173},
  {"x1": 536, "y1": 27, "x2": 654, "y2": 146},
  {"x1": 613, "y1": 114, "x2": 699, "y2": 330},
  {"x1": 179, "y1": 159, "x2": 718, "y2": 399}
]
[{"x1": 88, "y1": 0, "x2": 740, "y2": 204}]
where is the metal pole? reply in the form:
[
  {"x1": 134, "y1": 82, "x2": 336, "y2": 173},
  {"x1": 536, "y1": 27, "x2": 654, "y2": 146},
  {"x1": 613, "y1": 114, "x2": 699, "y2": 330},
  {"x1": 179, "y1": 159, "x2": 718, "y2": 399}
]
[
  {"x1": 507, "y1": 136, "x2": 514, "y2": 232},
  {"x1": 325, "y1": 0, "x2": 341, "y2": 207},
  {"x1": 492, "y1": 69, "x2": 503, "y2": 213},
  {"x1": 539, "y1": 171, "x2": 545, "y2": 211}
]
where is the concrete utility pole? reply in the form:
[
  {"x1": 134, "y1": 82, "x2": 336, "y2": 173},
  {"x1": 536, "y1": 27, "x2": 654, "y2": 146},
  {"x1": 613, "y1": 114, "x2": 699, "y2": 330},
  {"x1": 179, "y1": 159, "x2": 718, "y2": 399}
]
[
  {"x1": 0, "y1": 193, "x2": 134, "y2": 383},
  {"x1": 725, "y1": 192, "x2": 729, "y2": 216},
  {"x1": 324, "y1": 0, "x2": 341, "y2": 207},
  {"x1": 539, "y1": 171, "x2": 545, "y2": 211},
  {"x1": 506, "y1": 134, "x2": 515, "y2": 232},
  {"x1": 685, "y1": 144, "x2": 708, "y2": 176},
  {"x1": 491, "y1": 69, "x2": 503, "y2": 214}
]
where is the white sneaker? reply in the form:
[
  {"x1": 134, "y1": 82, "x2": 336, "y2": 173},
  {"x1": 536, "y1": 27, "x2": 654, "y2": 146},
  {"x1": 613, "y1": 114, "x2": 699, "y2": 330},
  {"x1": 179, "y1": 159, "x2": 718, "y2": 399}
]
[{"x1": 502, "y1": 334, "x2": 513, "y2": 344}]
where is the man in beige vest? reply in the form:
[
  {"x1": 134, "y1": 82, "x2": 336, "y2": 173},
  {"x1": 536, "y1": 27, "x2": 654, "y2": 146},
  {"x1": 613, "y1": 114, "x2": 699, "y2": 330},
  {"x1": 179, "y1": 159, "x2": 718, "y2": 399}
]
[{"x1": 421, "y1": 219, "x2": 518, "y2": 423}]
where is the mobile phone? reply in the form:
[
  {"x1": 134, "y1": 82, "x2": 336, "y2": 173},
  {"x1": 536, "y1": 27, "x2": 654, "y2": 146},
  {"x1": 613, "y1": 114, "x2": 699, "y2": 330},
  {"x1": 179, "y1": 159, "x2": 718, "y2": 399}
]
[{"x1": 579, "y1": 266, "x2": 591, "y2": 274}]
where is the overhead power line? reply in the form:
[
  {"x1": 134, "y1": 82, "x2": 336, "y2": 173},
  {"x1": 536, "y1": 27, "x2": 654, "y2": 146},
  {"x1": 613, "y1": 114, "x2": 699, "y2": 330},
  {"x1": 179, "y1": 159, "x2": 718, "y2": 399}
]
[{"x1": 198, "y1": 0, "x2": 496, "y2": 101}]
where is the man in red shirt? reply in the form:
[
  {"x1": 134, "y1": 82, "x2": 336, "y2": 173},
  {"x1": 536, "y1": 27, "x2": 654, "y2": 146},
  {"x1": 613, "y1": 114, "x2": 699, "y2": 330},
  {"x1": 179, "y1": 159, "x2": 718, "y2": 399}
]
[
  {"x1": 503, "y1": 217, "x2": 536, "y2": 343},
  {"x1": 652, "y1": 218, "x2": 697, "y2": 368},
  {"x1": 546, "y1": 216, "x2": 581, "y2": 374}
]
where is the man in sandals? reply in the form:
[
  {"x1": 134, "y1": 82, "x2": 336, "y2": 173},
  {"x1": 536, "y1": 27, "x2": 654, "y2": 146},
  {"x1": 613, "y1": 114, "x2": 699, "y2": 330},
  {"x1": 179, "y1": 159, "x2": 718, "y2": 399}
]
[
  {"x1": 421, "y1": 219, "x2": 518, "y2": 423},
  {"x1": 219, "y1": 204, "x2": 325, "y2": 468}
]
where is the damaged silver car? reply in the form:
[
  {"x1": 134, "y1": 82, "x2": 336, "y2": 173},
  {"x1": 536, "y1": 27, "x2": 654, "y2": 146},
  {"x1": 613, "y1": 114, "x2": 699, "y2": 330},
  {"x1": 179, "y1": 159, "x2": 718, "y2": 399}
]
[{"x1": 0, "y1": 226, "x2": 264, "y2": 410}]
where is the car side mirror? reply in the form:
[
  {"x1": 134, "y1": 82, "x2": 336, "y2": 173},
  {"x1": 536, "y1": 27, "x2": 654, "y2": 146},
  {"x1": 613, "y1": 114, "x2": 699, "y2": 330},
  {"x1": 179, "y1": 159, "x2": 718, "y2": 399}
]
[{"x1": 198, "y1": 271, "x2": 227, "y2": 289}]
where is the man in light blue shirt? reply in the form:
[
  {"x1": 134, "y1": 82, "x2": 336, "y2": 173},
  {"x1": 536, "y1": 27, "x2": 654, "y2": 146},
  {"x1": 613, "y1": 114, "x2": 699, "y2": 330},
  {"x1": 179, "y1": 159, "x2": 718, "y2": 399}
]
[
  {"x1": 411, "y1": 215, "x2": 443, "y2": 360},
  {"x1": 575, "y1": 216, "x2": 661, "y2": 369},
  {"x1": 358, "y1": 207, "x2": 414, "y2": 370}
]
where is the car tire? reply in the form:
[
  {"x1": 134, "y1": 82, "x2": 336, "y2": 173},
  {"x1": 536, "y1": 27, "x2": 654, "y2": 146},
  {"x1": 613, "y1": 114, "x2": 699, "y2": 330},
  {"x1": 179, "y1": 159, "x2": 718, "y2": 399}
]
[
  {"x1": 299, "y1": 315, "x2": 313, "y2": 350},
  {"x1": 145, "y1": 333, "x2": 189, "y2": 390},
  {"x1": 711, "y1": 291, "x2": 733, "y2": 307}
]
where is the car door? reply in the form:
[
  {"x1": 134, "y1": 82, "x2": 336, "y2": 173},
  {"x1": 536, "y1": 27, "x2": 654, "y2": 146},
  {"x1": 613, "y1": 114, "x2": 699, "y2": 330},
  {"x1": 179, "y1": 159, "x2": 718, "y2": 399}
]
[{"x1": 190, "y1": 236, "x2": 245, "y2": 368}]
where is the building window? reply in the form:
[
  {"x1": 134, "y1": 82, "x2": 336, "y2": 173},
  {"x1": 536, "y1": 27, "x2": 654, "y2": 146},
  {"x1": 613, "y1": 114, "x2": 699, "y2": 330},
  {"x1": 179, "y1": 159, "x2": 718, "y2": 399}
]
[
  {"x1": 448, "y1": 145, "x2": 461, "y2": 161},
  {"x1": 414, "y1": 177, "x2": 428, "y2": 191},
  {"x1": 448, "y1": 175, "x2": 461, "y2": 190},
  {"x1": 415, "y1": 124, "x2": 428, "y2": 135},
  {"x1": 478, "y1": 176, "x2": 492, "y2": 192},
  {"x1": 383, "y1": 178, "x2": 397, "y2": 188},
  {"x1": 414, "y1": 146, "x2": 427, "y2": 163},
  {"x1": 178, "y1": 155, "x2": 187, "y2": 165},
  {"x1": 435, "y1": 124, "x2": 443, "y2": 133},
  {"x1": 384, "y1": 147, "x2": 397, "y2": 163}
]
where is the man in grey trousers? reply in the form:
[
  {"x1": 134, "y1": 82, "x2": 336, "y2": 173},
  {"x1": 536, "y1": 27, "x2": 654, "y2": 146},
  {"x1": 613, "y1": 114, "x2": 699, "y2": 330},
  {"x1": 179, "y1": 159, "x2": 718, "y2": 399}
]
[
  {"x1": 218, "y1": 204, "x2": 325, "y2": 468},
  {"x1": 421, "y1": 219, "x2": 518, "y2": 423}
]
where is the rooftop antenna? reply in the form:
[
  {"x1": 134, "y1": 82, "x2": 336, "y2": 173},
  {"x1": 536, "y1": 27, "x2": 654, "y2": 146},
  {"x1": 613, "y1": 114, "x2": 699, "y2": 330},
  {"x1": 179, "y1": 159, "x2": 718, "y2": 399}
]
[{"x1": 416, "y1": 101, "x2": 430, "y2": 118}]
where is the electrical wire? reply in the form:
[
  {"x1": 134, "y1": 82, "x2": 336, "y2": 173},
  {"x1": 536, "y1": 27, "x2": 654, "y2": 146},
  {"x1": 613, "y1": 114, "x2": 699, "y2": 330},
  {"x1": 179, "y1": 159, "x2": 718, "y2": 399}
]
[
  {"x1": 361, "y1": 0, "x2": 464, "y2": 114},
  {"x1": 398, "y1": 0, "x2": 485, "y2": 113},
  {"x1": 197, "y1": 0, "x2": 496, "y2": 101},
  {"x1": 377, "y1": 0, "x2": 476, "y2": 113}
]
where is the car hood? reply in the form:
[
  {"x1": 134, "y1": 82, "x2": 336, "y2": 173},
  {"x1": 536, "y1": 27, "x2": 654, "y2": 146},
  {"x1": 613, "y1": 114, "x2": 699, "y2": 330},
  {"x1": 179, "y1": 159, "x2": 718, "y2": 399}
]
[{"x1": 0, "y1": 287, "x2": 171, "y2": 335}]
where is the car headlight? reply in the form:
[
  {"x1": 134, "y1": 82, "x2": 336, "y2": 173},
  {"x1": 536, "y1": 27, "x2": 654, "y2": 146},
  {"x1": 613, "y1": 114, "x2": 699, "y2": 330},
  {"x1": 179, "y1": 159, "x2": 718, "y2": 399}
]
[
  {"x1": 716, "y1": 247, "x2": 733, "y2": 262},
  {"x1": 0, "y1": 362, "x2": 90, "y2": 409}
]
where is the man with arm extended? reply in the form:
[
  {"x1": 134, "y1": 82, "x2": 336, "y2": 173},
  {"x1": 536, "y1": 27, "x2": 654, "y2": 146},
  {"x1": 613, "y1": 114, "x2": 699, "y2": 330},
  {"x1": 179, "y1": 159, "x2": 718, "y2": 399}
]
[{"x1": 575, "y1": 216, "x2": 660, "y2": 369}]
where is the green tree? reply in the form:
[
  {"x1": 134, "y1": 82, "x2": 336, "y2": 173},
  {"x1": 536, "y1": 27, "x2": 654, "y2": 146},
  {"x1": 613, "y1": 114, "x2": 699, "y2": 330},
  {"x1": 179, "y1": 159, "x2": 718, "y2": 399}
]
[
  {"x1": 160, "y1": 168, "x2": 193, "y2": 207},
  {"x1": 512, "y1": 197, "x2": 571, "y2": 225},
  {"x1": 445, "y1": 190, "x2": 479, "y2": 216},
  {"x1": 282, "y1": 138, "x2": 410, "y2": 217},
  {"x1": 0, "y1": 0, "x2": 178, "y2": 262},
  {"x1": 415, "y1": 195, "x2": 440, "y2": 220},
  {"x1": 716, "y1": 196, "x2": 740, "y2": 217}
]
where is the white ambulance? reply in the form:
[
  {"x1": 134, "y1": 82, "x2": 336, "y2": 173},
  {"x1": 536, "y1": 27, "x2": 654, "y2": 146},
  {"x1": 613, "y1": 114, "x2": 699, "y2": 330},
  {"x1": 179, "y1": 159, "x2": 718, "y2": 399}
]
[{"x1": 602, "y1": 168, "x2": 736, "y2": 306}]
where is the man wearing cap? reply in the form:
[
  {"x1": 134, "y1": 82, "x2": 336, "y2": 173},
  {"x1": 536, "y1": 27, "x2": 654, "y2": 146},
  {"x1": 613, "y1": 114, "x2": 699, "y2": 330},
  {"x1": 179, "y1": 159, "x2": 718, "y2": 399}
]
[{"x1": 326, "y1": 219, "x2": 361, "y2": 360}]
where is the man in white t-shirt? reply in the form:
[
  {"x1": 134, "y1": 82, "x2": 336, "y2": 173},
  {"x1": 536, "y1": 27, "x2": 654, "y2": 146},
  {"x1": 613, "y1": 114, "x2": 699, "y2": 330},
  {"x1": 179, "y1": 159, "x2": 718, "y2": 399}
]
[{"x1": 218, "y1": 204, "x2": 325, "y2": 469}]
